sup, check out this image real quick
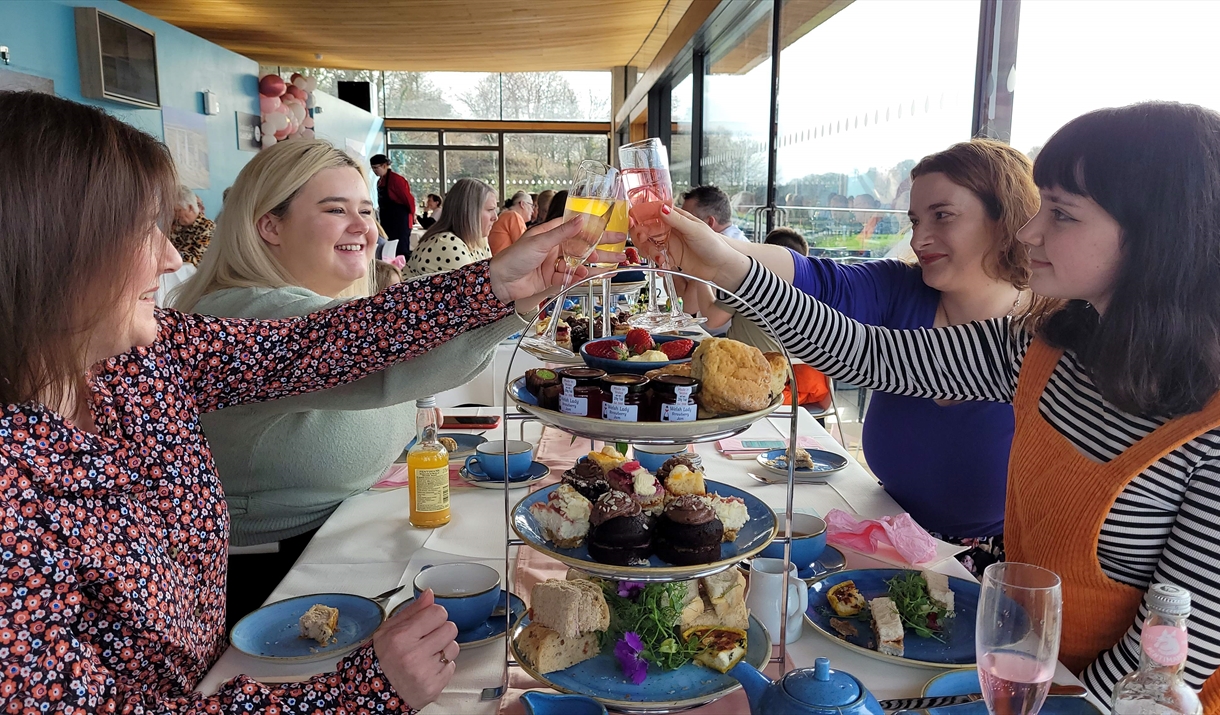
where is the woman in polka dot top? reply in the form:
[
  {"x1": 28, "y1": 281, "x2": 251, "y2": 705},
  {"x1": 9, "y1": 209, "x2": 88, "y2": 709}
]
[
  {"x1": 0, "y1": 92, "x2": 603, "y2": 714},
  {"x1": 406, "y1": 178, "x2": 496, "y2": 277}
]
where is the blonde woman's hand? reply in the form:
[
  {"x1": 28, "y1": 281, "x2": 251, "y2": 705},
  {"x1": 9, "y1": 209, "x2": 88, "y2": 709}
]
[
  {"x1": 629, "y1": 203, "x2": 751, "y2": 291},
  {"x1": 373, "y1": 589, "x2": 459, "y2": 710},
  {"x1": 488, "y1": 217, "x2": 625, "y2": 306}
]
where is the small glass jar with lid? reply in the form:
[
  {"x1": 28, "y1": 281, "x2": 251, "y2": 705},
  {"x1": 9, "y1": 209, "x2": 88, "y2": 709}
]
[
  {"x1": 556, "y1": 367, "x2": 606, "y2": 418},
  {"x1": 651, "y1": 375, "x2": 701, "y2": 422},
  {"x1": 601, "y1": 374, "x2": 650, "y2": 422}
]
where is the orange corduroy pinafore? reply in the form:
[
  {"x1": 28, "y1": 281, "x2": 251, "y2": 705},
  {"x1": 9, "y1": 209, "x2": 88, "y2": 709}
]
[{"x1": 1006, "y1": 339, "x2": 1220, "y2": 708}]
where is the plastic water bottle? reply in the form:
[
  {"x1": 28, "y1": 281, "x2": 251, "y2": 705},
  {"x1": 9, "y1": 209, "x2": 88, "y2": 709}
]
[{"x1": 1111, "y1": 584, "x2": 1202, "y2": 714}]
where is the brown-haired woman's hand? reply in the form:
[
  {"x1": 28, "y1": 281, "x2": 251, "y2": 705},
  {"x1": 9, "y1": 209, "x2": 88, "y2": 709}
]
[
  {"x1": 629, "y1": 203, "x2": 751, "y2": 291},
  {"x1": 488, "y1": 217, "x2": 625, "y2": 306},
  {"x1": 373, "y1": 589, "x2": 459, "y2": 710}
]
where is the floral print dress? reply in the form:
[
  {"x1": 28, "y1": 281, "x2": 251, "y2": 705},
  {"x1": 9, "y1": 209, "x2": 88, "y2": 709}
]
[{"x1": 0, "y1": 262, "x2": 512, "y2": 713}]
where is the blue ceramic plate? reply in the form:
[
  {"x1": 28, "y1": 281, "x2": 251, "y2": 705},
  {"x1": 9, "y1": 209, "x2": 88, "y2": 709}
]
[
  {"x1": 459, "y1": 463, "x2": 550, "y2": 490},
  {"x1": 401, "y1": 433, "x2": 486, "y2": 461},
  {"x1": 922, "y1": 670, "x2": 1101, "y2": 715},
  {"x1": 230, "y1": 593, "x2": 385, "y2": 663},
  {"x1": 579, "y1": 334, "x2": 694, "y2": 375},
  {"x1": 391, "y1": 592, "x2": 525, "y2": 649},
  {"x1": 512, "y1": 480, "x2": 777, "y2": 581},
  {"x1": 739, "y1": 544, "x2": 847, "y2": 584},
  {"x1": 511, "y1": 612, "x2": 771, "y2": 712},
  {"x1": 465, "y1": 458, "x2": 550, "y2": 484},
  {"x1": 756, "y1": 448, "x2": 848, "y2": 476},
  {"x1": 805, "y1": 569, "x2": 980, "y2": 668}
]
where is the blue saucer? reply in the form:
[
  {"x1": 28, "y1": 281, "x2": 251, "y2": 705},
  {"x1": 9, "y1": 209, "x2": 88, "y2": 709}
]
[
  {"x1": 231, "y1": 593, "x2": 385, "y2": 662},
  {"x1": 922, "y1": 670, "x2": 1101, "y2": 714},
  {"x1": 392, "y1": 592, "x2": 525, "y2": 648},
  {"x1": 757, "y1": 448, "x2": 848, "y2": 476},
  {"x1": 465, "y1": 458, "x2": 549, "y2": 483}
]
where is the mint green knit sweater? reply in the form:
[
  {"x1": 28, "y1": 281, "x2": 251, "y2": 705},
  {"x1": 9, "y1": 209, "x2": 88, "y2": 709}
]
[{"x1": 195, "y1": 285, "x2": 525, "y2": 546}]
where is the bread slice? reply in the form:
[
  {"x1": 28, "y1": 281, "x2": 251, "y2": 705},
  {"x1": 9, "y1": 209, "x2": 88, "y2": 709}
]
[
  {"x1": 870, "y1": 597, "x2": 904, "y2": 657},
  {"x1": 826, "y1": 580, "x2": 866, "y2": 617},
  {"x1": 517, "y1": 623, "x2": 600, "y2": 674},
  {"x1": 679, "y1": 571, "x2": 749, "y2": 631},
  {"x1": 298, "y1": 603, "x2": 339, "y2": 645},
  {"x1": 921, "y1": 570, "x2": 954, "y2": 615},
  {"x1": 529, "y1": 579, "x2": 609, "y2": 638}
]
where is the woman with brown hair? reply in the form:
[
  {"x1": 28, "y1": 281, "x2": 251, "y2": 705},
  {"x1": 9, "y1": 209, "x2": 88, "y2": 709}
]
[
  {"x1": 681, "y1": 139, "x2": 1043, "y2": 575},
  {"x1": 0, "y1": 90, "x2": 597, "y2": 712},
  {"x1": 406, "y1": 177, "x2": 498, "y2": 277}
]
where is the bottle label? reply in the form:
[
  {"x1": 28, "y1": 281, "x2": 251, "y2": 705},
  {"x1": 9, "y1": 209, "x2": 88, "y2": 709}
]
[
  {"x1": 662, "y1": 402, "x2": 697, "y2": 422},
  {"x1": 413, "y1": 466, "x2": 450, "y2": 513},
  {"x1": 559, "y1": 393, "x2": 588, "y2": 416},
  {"x1": 562, "y1": 377, "x2": 576, "y2": 395},
  {"x1": 1142, "y1": 625, "x2": 1189, "y2": 666},
  {"x1": 603, "y1": 401, "x2": 638, "y2": 421}
]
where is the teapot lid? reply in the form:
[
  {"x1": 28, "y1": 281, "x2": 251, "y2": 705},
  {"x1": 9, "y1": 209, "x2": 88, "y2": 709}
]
[{"x1": 782, "y1": 658, "x2": 861, "y2": 707}]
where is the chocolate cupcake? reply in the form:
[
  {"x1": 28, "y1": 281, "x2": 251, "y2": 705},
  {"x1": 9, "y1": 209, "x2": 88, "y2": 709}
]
[
  {"x1": 587, "y1": 491, "x2": 653, "y2": 566},
  {"x1": 654, "y1": 495, "x2": 724, "y2": 566},
  {"x1": 525, "y1": 368, "x2": 560, "y2": 397},
  {"x1": 562, "y1": 459, "x2": 611, "y2": 503}
]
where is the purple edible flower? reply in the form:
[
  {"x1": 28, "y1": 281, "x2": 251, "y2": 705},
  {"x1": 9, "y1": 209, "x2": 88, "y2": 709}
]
[
  {"x1": 614, "y1": 632, "x2": 648, "y2": 684},
  {"x1": 617, "y1": 580, "x2": 646, "y2": 599}
]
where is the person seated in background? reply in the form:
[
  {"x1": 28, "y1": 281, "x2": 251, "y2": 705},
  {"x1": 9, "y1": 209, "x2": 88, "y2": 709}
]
[
  {"x1": 533, "y1": 189, "x2": 555, "y2": 226},
  {"x1": 418, "y1": 192, "x2": 442, "y2": 228},
  {"x1": 374, "y1": 256, "x2": 404, "y2": 291},
  {"x1": 681, "y1": 185, "x2": 747, "y2": 241},
  {"x1": 763, "y1": 226, "x2": 809, "y2": 255},
  {"x1": 407, "y1": 177, "x2": 498, "y2": 277},
  {"x1": 171, "y1": 142, "x2": 538, "y2": 627},
  {"x1": 169, "y1": 184, "x2": 214, "y2": 266},
  {"x1": 0, "y1": 89, "x2": 595, "y2": 713},
  {"x1": 542, "y1": 189, "x2": 567, "y2": 224},
  {"x1": 370, "y1": 153, "x2": 416, "y2": 258},
  {"x1": 671, "y1": 139, "x2": 1045, "y2": 577},
  {"x1": 489, "y1": 190, "x2": 534, "y2": 254}
]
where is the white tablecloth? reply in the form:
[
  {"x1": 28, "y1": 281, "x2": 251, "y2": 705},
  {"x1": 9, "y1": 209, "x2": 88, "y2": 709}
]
[{"x1": 199, "y1": 407, "x2": 1090, "y2": 708}]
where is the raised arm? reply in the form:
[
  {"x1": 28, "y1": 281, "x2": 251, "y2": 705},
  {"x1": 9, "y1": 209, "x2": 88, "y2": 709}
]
[{"x1": 1081, "y1": 459, "x2": 1220, "y2": 701}]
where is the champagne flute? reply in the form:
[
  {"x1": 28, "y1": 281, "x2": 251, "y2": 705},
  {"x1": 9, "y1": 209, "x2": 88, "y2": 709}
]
[
  {"x1": 521, "y1": 160, "x2": 620, "y2": 360},
  {"x1": 619, "y1": 138, "x2": 706, "y2": 331},
  {"x1": 976, "y1": 562, "x2": 1063, "y2": 715}
]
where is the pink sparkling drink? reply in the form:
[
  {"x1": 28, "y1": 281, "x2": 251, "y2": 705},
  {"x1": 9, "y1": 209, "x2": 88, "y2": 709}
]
[{"x1": 979, "y1": 651, "x2": 1055, "y2": 715}]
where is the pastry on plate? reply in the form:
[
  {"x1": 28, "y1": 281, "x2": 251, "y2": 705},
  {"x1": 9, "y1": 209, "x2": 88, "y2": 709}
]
[
  {"x1": 586, "y1": 445, "x2": 628, "y2": 474},
  {"x1": 298, "y1": 603, "x2": 339, "y2": 646},
  {"x1": 654, "y1": 494, "x2": 723, "y2": 566},
  {"x1": 761, "y1": 352, "x2": 790, "y2": 399},
  {"x1": 587, "y1": 491, "x2": 653, "y2": 566},
  {"x1": 661, "y1": 463, "x2": 706, "y2": 498},
  {"x1": 606, "y1": 461, "x2": 666, "y2": 516},
  {"x1": 529, "y1": 578, "x2": 609, "y2": 638},
  {"x1": 870, "y1": 596, "x2": 905, "y2": 657},
  {"x1": 644, "y1": 363, "x2": 693, "y2": 380},
  {"x1": 826, "y1": 580, "x2": 866, "y2": 617},
  {"x1": 561, "y1": 459, "x2": 611, "y2": 503},
  {"x1": 690, "y1": 338, "x2": 772, "y2": 416},
  {"x1": 529, "y1": 484, "x2": 592, "y2": 548},
  {"x1": 524, "y1": 367, "x2": 561, "y2": 397},
  {"x1": 680, "y1": 570, "x2": 749, "y2": 631},
  {"x1": 922, "y1": 570, "x2": 955, "y2": 615},
  {"x1": 518, "y1": 623, "x2": 600, "y2": 674},
  {"x1": 438, "y1": 436, "x2": 458, "y2": 452}
]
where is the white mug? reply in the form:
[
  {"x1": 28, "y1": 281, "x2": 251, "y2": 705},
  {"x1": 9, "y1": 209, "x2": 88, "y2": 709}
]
[{"x1": 747, "y1": 558, "x2": 809, "y2": 643}]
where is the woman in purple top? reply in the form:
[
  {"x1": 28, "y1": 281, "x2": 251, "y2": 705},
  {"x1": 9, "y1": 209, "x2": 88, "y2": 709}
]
[{"x1": 684, "y1": 140, "x2": 1044, "y2": 574}]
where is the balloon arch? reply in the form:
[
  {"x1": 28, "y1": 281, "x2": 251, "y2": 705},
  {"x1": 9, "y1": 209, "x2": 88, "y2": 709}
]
[{"x1": 257, "y1": 72, "x2": 317, "y2": 147}]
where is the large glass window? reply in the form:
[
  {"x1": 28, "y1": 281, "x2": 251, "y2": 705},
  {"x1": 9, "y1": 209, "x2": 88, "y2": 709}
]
[
  {"x1": 445, "y1": 150, "x2": 499, "y2": 195},
  {"x1": 382, "y1": 71, "x2": 610, "y2": 120},
  {"x1": 670, "y1": 71, "x2": 694, "y2": 199},
  {"x1": 388, "y1": 149, "x2": 440, "y2": 203},
  {"x1": 1010, "y1": 0, "x2": 1220, "y2": 157},
  {"x1": 702, "y1": 4, "x2": 773, "y2": 238},
  {"x1": 501, "y1": 71, "x2": 611, "y2": 121},
  {"x1": 775, "y1": 0, "x2": 978, "y2": 258},
  {"x1": 504, "y1": 133, "x2": 610, "y2": 193},
  {"x1": 383, "y1": 72, "x2": 496, "y2": 120}
]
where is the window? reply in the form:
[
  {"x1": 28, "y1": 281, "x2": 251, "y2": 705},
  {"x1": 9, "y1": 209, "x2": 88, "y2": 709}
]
[
  {"x1": 1010, "y1": 0, "x2": 1220, "y2": 157},
  {"x1": 501, "y1": 71, "x2": 611, "y2": 121},
  {"x1": 382, "y1": 71, "x2": 611, "y2": 120},
  {"x1": 445, "y1": 132, "x2": 497, "y2": 146},
  {"x1": 383, "y1": 72, "x2": 497, "y2": 120},
  {"x1": 389, "y1": 131, "x2": 437, "y2": 145},
  {"x1": 702, "y1": 4, "x2": 773, "y2": 238},
  {"x1": 775, "y1": 0, "x2": 978, "y2": 257},
  {"x1": 445, "y1": 150, "x2": 499, "y2": 195},
  {"x1": 504, "y1": 133, "x2": 609, "y2": 193},
  {"x1": 670, "y1": 70, "x2": 694, "y2": 199},
  {"x1": 274, "y1": 66, "x2": 383, "y2": 116},
  {"x1": 387, "y1": 149, "x2": 440, "y2": 205}
]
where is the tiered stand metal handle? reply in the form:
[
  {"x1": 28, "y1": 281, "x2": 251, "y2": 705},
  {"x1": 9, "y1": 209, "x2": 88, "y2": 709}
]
[{"x1": 496, "y1": 265, "x2": 802, "y2": 710}]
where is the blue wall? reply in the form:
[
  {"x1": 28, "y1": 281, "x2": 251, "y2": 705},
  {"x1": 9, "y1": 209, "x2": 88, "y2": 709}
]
[
  {"x1": 0, "y1": 0, "x2": 258, "y2": 212},
  {"x1": 312, "y1": 90, "x2": 386, "y2": 187}
]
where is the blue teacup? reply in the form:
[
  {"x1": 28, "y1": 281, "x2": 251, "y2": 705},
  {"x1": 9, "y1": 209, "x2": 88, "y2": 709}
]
[
  {"x1": 413, "y1": 562, "x2": 502, "y2": 632},
  {"x1": 760, "y1": 513, "x2": 827, "y2": 567},
  {"x1": 631, "y1": 444, "x2": 692, "y2": 474},
  {"x1": 521, "y1": 691, "x2": 607, "y2": 715},
  {"x1": 465, "y1": 440, "x2": 534, "y2": 481}
]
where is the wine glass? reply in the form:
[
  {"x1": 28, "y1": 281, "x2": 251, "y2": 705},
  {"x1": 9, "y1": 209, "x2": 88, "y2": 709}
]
[
  {"x1": 619, "y1": 138, "x2": 706, "y2": 331},
  {"x1": 976, "y1": 562, "x2": 1063, "y2": 715},
  {"x1": 521, "y1": 160, "x2": 621, "y2": 360}
]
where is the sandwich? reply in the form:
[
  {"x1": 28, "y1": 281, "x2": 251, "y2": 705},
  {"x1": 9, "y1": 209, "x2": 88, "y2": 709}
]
[
  {"x1": 517, "y1": 578, "x2": 607, "y2": 674},
  {"x1": 921, "y1": 570, "x2": 955, "y2": 615},
  {"x1": 869, "y1": 596, "x2": 904, "y2": 657}
]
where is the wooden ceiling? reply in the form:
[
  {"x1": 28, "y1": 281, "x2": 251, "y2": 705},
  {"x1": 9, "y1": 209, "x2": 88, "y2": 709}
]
[{"x1": 126, "y1": 0, "x2": 696, "y2": 72}]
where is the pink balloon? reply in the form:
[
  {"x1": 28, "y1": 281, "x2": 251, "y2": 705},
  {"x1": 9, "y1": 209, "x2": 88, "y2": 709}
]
[
  {"x1": 259, "y1": 95, "x2": 281, "y2": 113},
  {"x1": 259, "y1": 74, "x2": 286, "y2": 98},
  {"x1": 298, "y1": 127, "x2": 315, "y2": 139},
  {"x1": 302, "y1": 116, "x2": 314, "y2": 129},
  {"x1": 290, "y1": 72, "x2": 303, "y2": 84},
  {"x1": 284, "y1": 85, "x2": 307, "y2": 102},
  {"x1": 262, "y1": 134, "x2": 278, "y2": 148},
  {"x1": 292, "y1": 75, "x2": 309, "y2": 89},
  {"x1": 274, "y1": 126, "x2": 290, "y2": 140}
]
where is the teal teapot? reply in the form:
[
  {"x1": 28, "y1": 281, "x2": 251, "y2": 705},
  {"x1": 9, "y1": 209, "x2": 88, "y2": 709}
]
[{"x1": 728, "y1": 657, "x2": 884, "y2": 715}]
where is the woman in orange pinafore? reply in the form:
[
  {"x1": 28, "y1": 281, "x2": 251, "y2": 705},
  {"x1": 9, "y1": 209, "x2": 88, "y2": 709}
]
[{"x1": 647, "y1": 102, "x2": 1220, "y2": 706}]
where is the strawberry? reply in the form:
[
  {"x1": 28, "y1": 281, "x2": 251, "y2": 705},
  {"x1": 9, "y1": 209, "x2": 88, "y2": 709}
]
[
  {"x1": 584, "y1": 340, "x2": 620, "y2": 359},
  {"x1": 659, "y1": 339, "x2": 695, "y2": 360},
  {"x1": 624, "y1": 247, "x2": 641, "y2": 265},
  {"x1": 624, "y1": 328, "x2": 655, "y2": 355},
  {"x1": 612, "y1": 342, "x2": 632, "y2": 360}
]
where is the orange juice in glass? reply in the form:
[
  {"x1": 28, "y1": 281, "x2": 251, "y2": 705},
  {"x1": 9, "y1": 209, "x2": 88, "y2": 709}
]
[{"x1": 592, "y1": 199, "x2": 629, "y2": 267}]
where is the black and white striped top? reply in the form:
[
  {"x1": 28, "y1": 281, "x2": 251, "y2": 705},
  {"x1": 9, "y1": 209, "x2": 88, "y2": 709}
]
[{"x1": 725, "y1": 259, "x2": 1220, "y2": 700}]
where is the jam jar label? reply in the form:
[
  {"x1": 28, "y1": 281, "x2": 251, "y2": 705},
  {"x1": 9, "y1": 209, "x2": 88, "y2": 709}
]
[
  {"x1": 559, "y1": 393, "x2": 588, "y2": 416},
  {"x1": 603, "y1": 385, "x2": 638, "y2": 421},
  {"x1": 661, "y1": 402, "x2": 697, "y2": 422},
  {"x1": 561, "y1": 377, "x2": 577, "y2": 395},
  {"x1": 673, "y1": 385, "x2": 693, "y2": 403}
]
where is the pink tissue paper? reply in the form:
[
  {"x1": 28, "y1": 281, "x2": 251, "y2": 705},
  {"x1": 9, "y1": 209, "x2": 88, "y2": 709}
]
[{"x1": 825, "y1": 509, "x2": 938, "y2": 565}]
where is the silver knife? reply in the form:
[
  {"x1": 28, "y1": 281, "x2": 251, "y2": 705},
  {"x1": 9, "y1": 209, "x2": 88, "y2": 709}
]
[{"x1": 879, "y1": 685, "x2": 1086, "y2": 712}]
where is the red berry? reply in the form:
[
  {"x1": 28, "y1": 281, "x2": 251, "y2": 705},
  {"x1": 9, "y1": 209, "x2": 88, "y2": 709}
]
[
  {"x1": 625, "y1": 247, "x2": 641, "y2": 265},
  {"x1": 584, "y1": 340, "x2": 620, "y2": 359},
  {"x1": 659, "y1": 339, "x2": 694, "y2": 360},
  {"x1": 624, "y1": 328, "x2": 655, "y2": 355}
]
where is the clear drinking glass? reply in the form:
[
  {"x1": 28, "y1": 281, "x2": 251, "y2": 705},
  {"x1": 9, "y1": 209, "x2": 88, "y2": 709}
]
[
  {"x1": 976, "y1": 562, "x2": 1063, "y2": 715},
  {"x1": 520, "y1": 160, "x2": 621, "y2": 359},
  {"x1": 619, "y1": 138, "x2": 706, "y2": 331}
]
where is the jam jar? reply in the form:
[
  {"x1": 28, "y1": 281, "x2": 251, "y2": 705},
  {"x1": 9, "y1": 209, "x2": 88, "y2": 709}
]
[
  {"x1": 556, "y1": 367, "x2": 606, "y2": 418},
  {"x1": 600, "y1": 374, "x2": 650, "y2": 422},
  {"x1": 651, "y1": 375, "x2": 701, "y2": 422}
]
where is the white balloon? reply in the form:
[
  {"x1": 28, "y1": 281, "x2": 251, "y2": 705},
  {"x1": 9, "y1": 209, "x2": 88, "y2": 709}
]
[
  {"x1": 303, "y1": 116, "x2": 315, "y2": 129},
  {"x1": 305, "y1": 77, "x2": 318, "y2": 92},
  {"x1": 268, "y1": 112, "x2": 290, "y2": 131},
  {"x1": 262, "y1": 134, "x2": 278, "y2": 148},
  {"x1": 292, "y1": 76, "x2": 309, "y2": 89},
  {"x1": 298, "y1": 127, "x2": 315, "y2": 139},
  {"x1": 260, "y1": 121, "x2": 274, "y2": 137},
  {"x1": 290, "y1": 104, "x2": 306, "y2": 122}
]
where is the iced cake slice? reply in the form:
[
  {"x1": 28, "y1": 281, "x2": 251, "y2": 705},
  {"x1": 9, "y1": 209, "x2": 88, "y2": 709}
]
[
  {"x1": 298, "y1": 603, "x2": 339, "y2": 646},
  {"x1": 702, "y1": 494, "x2": 748, "y2": 541},
  {"x1": 529, "y1": 484, "x2": 592, "y2": 548}
]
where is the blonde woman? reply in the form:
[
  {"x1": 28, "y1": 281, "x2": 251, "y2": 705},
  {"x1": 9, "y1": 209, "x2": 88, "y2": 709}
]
[
  {"x1": 406, "y1": 178, "x2": 498, "y2": 277},
  {"x1": 174, "y1": 141, "x2": 530, "y2": 626}
]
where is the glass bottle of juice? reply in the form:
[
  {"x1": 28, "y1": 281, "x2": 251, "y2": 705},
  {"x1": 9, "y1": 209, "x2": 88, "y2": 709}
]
[{"x1": 407, "y1": 396, "x2": 450, "y2": 528}]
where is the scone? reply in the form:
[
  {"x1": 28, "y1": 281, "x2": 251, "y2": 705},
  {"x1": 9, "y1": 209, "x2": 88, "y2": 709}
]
[
  {"x1": 517, "y1": 623, "x2": 600, "y2": 673},
  {"x1": 761, "y1": 352, "x2": 789, "y2": 398},
  {"x1": 690, "y1": 338, "x2": 772, "y2": 416},
  {"x1": 530, "y1": 579, "x2": 609, "y2": 638},
  {"x1": 645, "y1": 363, "x2": 693, "y2": 380},
  {"x1": 298, "y1": 603, "x2": 339, "y2": 645}
]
